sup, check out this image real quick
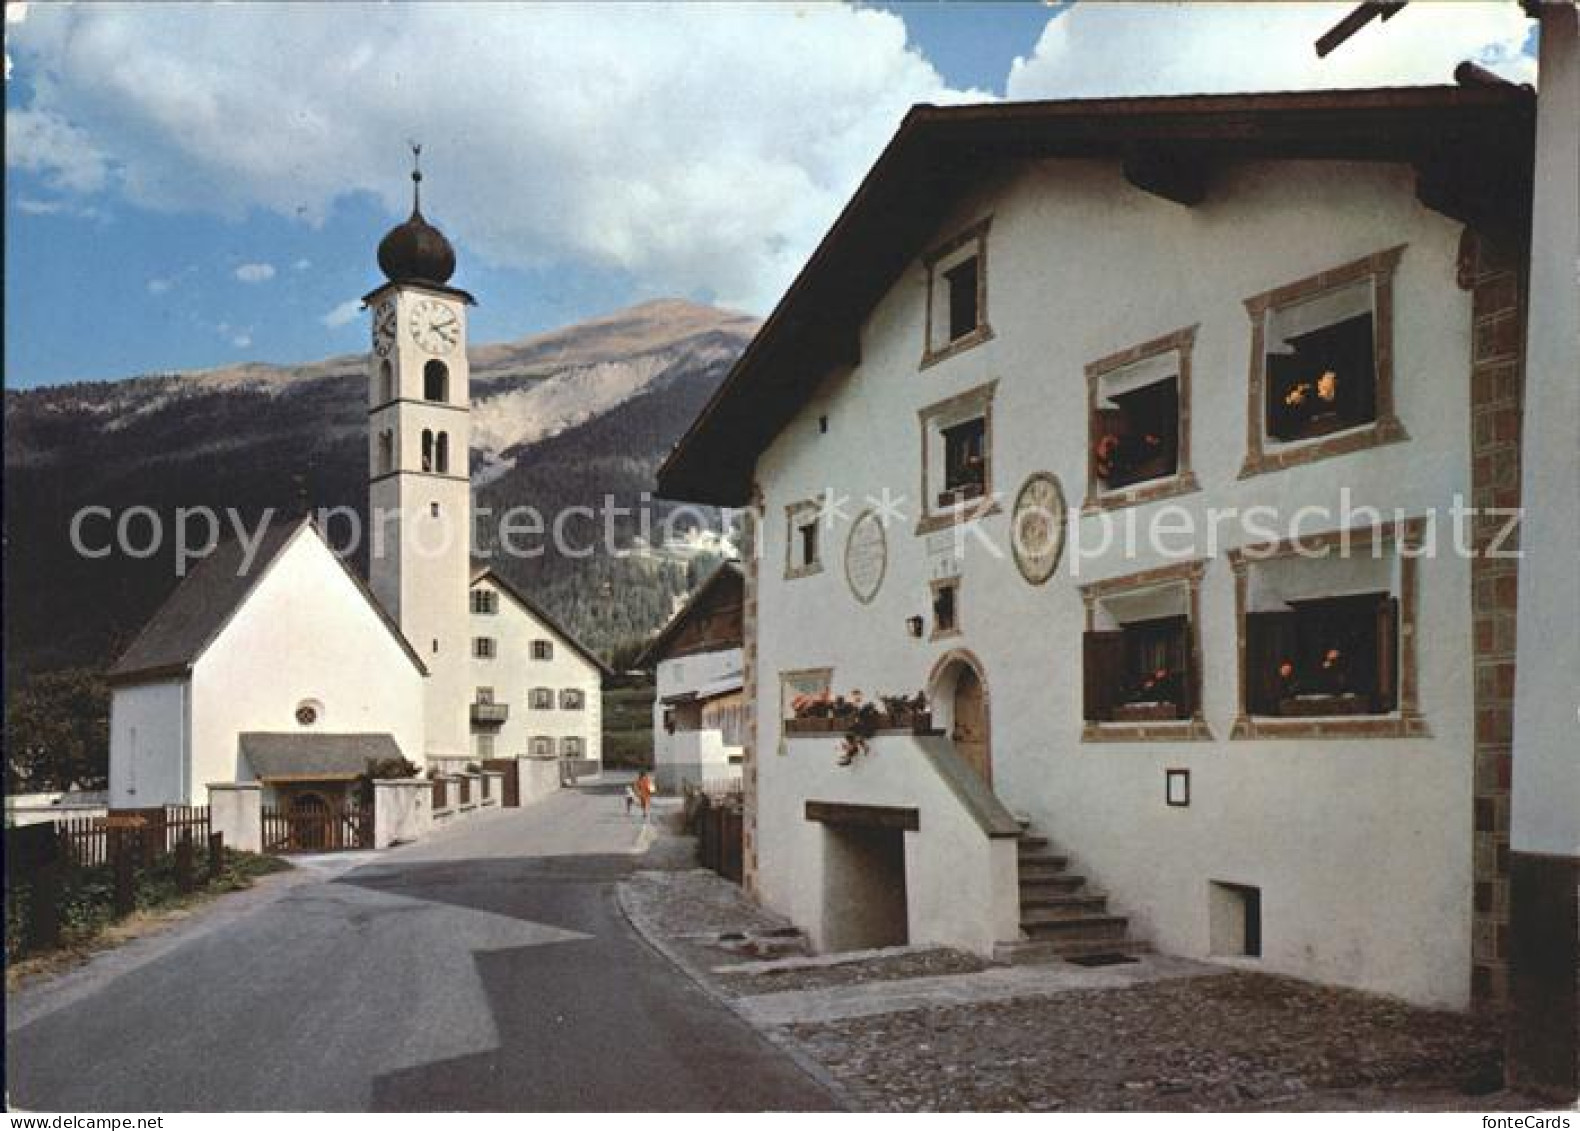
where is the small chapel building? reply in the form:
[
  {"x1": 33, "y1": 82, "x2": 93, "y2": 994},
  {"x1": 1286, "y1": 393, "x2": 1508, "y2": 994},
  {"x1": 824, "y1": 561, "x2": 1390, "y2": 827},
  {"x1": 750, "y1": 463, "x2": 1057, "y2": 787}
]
[{"x1": 108, "y1": 162, "x2": 606, "y2": 807}]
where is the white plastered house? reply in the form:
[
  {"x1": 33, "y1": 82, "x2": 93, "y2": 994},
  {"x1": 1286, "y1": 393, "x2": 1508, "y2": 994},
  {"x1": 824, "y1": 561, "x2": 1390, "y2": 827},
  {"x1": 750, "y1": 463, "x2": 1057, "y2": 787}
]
[
  {"x1": 465, "y1": 567, "x2": 611, "y2": 776},
  {"x1": 658, "y1": 72, "x2": 1575, "y2": 1052},
  {"x1": 637, "y1": 561, "x2": 746, "y2": 792},
  {"x1": 108, "y1": 517, "x2": 427, "y2": 808}
]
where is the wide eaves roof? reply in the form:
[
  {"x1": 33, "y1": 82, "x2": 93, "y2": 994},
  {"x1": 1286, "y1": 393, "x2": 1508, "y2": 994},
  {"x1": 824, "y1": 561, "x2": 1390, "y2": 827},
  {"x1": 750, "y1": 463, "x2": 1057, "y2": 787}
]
[
  {"x1": 656, "y1": 84, "x2": 1534, "y2": 506},
  {"x1": 240, "y1": 732, "x2": 405, "y2": 781}
]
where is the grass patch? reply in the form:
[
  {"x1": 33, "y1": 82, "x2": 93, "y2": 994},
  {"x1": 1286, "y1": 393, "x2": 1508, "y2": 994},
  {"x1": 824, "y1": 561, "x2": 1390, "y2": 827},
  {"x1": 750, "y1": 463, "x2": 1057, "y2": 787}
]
[{"x1": 6, "y1": 848, "x2": 293, "y2": 974}]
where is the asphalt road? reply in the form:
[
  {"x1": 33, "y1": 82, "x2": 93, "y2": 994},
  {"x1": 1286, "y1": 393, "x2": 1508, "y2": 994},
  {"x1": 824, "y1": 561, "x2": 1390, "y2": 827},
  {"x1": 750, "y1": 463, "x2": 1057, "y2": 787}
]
[{"x1": 5, "y1": 784, "x2": 838, "y2": 1112}]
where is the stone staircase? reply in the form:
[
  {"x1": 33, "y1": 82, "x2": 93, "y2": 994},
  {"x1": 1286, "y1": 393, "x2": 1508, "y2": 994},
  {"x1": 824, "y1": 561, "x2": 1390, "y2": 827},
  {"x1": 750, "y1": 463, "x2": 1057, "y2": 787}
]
[{"x1": 994, "y1": 817, "x2": 1151, "y2": 965}]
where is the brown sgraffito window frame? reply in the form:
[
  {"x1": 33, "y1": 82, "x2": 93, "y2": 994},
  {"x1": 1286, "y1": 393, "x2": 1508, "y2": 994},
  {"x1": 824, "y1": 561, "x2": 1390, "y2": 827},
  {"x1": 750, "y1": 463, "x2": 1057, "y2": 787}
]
[
  {"x1": 1239, "y1": 245, "x2": 1409, "y2": 480},
  {"x1": 1079, "y1": 559, "x2": 1213, "y2": 743},
  {"x1": 929, "y1": 576, "x2": 962, "y2": 642},
  {"x1": 1083, "y1": 324, "x2": 1202, "y2": 515},
  {"x1": 784, "y1": 498, "x2": 825, "y2": 580},
  {"x1": 916, "y1": 379, "x2": 1001, "y2": 535},
  {"x1": 1228, "y1": 517, "x2": 1429, "y2": 740},
  {"x1": 920, "y1": 217, "x2": 994, "y2": 369}
]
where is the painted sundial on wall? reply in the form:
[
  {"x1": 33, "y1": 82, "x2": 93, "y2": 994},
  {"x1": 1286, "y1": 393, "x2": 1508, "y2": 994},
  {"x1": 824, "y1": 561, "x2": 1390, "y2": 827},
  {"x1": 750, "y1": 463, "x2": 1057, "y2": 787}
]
[
  {"x1": 1011, "y1": 472, "x2": 1067, "y2": 586},
  {"x1": 844, "y1": 509, "x2": 888, "y2": 605}
]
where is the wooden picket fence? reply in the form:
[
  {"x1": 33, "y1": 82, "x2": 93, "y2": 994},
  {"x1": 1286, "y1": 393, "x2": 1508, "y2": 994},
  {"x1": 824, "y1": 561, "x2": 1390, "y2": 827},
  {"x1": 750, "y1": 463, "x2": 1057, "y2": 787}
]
[
  {"x1": 695, "y1": 796, "x2": 744, "y2": 885},
  {"x1": 5, "y1": 807, "x2": 226, "y2": 957},
  {"x1": 50, "y1": 806, "x2": 211, "y2": 867}
]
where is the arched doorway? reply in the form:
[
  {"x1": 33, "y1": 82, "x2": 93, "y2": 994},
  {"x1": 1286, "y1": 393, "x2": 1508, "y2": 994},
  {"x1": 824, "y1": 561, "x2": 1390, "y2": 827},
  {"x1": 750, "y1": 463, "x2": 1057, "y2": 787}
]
[{"x1": 928, "y1": 650, "x2": 991, "y2": 785}]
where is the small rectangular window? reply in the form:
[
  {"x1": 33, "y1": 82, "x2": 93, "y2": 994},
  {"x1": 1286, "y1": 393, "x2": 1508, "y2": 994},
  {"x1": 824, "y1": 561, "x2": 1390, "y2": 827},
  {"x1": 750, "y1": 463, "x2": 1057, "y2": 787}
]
[
  {"x1": 560, "y1": 688, "x2": 585, "y2": 711},
  {"x1": 473, "y1": 637, "x2": 496, "y2": 660},
  {"x1": 531, "y1": 736, "x2": 554, "y2": 758},
  {"x1": 531, "y1": 640, "x2": 554, "y2": 661},
  {"x1": 923, "y1": 219, "x2": 991, "y2": 363},
  {"x1": 944, "y1": 256, "x2": 979, "y2": 342},
  {"x1": 941, "y1": 417, "x2": 987, "y2": 505},
  {"x1": 932, "y1": 580, "x2": 959, "y2": 638},
  {"x1": 785, "y1": 500, "x2": 824, "y2": 578},
  {"x1": 1082, "y1": 586, "x2": 1196, "y2": 725},
  {"x1": 475, "y1": 687, "x2": 494, "y2": 705},
  {"x1": 799, "y1": 521, "x2": 819, "y2": 568},
  {"x1": 1246, "y1": 591, "x2": 1396, "y2": 717},
  {"x1": 471, "y1": 590, "x2": 498, "y2": 614},
  {"x1": 1095, "y1": 377, "x2": 1180, "y2": 491},
  {"x1": 561, "y1": 736, "x2": 583, "y2": 759},
  {"x1": 530, "y1": 688, "x2": 554, "y2": 710},
  {"x1": 1264, "y1": 282, "x2": 1377, "y2": 444}
]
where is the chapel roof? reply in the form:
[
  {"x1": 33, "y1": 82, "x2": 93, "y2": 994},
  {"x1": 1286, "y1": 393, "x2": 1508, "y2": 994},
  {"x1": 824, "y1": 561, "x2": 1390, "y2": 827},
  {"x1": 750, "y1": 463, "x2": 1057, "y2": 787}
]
[
  {"x1": 239, "y1": 732, "x2": 407, "y2": 781},
  {"x1": 108, "y1": 517, "x2": 427, "y2": 685}
]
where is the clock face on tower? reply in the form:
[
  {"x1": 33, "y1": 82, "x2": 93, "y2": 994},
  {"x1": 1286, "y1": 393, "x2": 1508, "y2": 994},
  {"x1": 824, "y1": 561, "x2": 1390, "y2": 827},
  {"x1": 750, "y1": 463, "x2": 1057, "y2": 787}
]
[
  {"x1": 408, "y1": 298, "x2": 459, "y2": 355},
  {"x1": 371, "y1": 302, "x2": 397, "y2": 357}
]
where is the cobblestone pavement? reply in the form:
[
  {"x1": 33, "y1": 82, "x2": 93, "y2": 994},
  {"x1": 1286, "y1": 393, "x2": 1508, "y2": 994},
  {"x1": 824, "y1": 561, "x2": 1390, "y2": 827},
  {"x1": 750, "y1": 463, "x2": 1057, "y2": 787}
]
[
  {"x1": 622, "y1": 846, "x2": 1538, "y2": 1112},
  {"x1": 786, "y1": 973, "x2": 1509, "y2": 1111}
]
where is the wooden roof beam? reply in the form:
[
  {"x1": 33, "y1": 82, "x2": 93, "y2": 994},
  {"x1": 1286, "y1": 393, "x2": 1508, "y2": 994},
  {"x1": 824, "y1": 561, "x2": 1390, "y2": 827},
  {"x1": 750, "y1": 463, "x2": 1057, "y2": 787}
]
[{"x1": 1122, "y1": 146, "x2": 1210, "y2": 206}]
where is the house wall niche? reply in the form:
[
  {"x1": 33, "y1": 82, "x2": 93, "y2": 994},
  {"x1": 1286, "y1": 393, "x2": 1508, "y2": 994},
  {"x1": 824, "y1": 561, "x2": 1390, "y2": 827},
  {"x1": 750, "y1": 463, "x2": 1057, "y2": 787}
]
[
  {"x1": 1210, "y1": 881, "x2": 1263, "y2": 958},
  {"x1": 821, "y1": 823, "x2": 909, "y2": 952},
  {"x1": 1247, "y1": 551, "x2": 1395, "y2": 612},
  {"x1": 1093, "y1": 582, "x2": 1187, "y2": 629}
]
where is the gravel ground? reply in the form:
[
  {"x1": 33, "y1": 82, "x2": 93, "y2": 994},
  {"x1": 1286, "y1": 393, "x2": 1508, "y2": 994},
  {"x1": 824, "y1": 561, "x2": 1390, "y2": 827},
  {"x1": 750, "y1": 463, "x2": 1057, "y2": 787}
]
[
  {"x1": 717, "y1": 949, "x2": 989, "y2": 997},
  {"x1": 626, "y1": 867, "x2": 791, "y2": 938},
  {"x1": 787, "y1": 972, "x2": 1508, "y2": 1112}
]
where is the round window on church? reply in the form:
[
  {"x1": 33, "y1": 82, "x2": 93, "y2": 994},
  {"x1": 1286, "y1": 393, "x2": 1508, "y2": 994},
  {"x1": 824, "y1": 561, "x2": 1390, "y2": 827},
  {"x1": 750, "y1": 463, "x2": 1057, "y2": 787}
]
[{"x1": 295, "y1": 700, "x2": 323, "y2": 727}]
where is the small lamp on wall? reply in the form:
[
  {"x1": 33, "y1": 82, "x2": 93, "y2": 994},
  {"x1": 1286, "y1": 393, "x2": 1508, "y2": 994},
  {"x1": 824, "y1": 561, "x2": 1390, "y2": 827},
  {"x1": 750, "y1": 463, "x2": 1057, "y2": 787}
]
[{"x1": 906, "y1": 615, "x2": 925, "y2": 638}]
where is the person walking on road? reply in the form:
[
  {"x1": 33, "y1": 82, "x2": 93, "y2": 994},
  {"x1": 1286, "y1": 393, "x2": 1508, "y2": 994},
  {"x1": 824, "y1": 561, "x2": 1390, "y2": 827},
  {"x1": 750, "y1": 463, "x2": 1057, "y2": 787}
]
[{"x1": 634, "y1": 770, "x2": 655, "y2": 823}]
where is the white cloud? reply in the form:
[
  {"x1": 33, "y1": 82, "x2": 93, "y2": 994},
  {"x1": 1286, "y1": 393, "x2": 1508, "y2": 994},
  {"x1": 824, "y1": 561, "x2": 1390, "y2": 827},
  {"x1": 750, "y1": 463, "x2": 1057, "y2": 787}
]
[
  {"x1": 3, "y1": 4, "x2": 1536, "y2": 312},
  {"x1": 1007, "y1": 3, "x2": 1535, "y2": 100},
  {"x1": 320, "y1": 299, "x2": 363, "y2": 329},
  {"x1": 293, "y1": 258, "x2": 312, "y2": 271},
  {"x1": 2, "y1": 3, "x2": 983, "y2": 312},
  {"x1": 233, "y1": 262, "x2": 276, "y2": 283},
  {"x1": 4, "y1": 108, "x2": 111, "y2": 194},
  {"x1": 231, "y1": 333, "x2": 252, "y2": 349},
  {"x1": 147, "y1": 276, "x2": 174, "y2": 295}
]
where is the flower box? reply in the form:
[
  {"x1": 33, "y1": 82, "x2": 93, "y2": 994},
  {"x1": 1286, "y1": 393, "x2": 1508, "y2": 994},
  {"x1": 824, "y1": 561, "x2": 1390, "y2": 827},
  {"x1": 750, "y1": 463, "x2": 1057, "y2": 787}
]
[
  {"x1": 1277, "y1": 695, "x2": 1372, "y2": 718},
  {"x1": 1112, "y1": 701, "x2": 1182, "y2": 723},
  {"x1": 785, "y1": 717, "x2": 837, "y2": 734}
]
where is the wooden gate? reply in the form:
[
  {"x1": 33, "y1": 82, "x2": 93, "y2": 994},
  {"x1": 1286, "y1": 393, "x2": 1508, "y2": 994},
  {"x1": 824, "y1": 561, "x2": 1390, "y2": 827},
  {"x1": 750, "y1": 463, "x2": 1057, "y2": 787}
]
[
  {"x1": 262, "y1": 801, "x2": 371, "y2": 853},
  {"x1": 482, "y1": 759, "x2": 520, "y2": 807}
]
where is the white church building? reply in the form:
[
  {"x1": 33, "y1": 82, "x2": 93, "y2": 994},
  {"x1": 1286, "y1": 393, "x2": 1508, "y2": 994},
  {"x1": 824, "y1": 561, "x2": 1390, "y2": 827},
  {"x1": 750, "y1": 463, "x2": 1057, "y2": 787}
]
[
  {"x1": 109, "y1": 163, "x2": 606, "y2": 808},
  {"x1": 660, "y1": 7, "x2": 1579, "y2": 1100}
]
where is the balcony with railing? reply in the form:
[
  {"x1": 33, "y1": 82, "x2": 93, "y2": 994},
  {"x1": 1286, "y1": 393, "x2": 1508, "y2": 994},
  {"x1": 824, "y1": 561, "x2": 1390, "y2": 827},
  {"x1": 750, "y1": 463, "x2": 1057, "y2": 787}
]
[{"x1": 471, "y1": 701, "x2": 510, "y2": 727}]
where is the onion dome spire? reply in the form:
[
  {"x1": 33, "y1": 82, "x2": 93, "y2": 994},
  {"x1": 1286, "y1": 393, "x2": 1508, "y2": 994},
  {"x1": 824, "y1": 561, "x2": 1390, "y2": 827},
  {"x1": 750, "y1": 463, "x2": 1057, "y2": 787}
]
[{"x1": 376, "y1": 142, "x2": 457, "y2": 286}]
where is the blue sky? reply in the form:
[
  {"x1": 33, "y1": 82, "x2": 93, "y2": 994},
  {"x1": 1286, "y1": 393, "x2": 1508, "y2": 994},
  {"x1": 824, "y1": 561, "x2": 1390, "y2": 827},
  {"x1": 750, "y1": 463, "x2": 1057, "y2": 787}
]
[{"x1": 3, "y1": 2, "x2": 1537, "y2": 389}]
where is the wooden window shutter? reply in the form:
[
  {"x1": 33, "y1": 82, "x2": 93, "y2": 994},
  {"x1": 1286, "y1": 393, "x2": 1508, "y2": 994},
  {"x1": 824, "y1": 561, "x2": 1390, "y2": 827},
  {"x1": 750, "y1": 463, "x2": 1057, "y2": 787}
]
[
  {"x1": 1174, "y1": 618, "x2": 1196, "y2": 720},
  {"x1": 1245, "y1": 611, "x2": 1297, "y2": 716},
  {"x1": 1083, "y1": 630, "x2": 1125, "y2": 722},
  {"x1": 1374, "y1": 596, "x2": 1400, "y2": 713}
]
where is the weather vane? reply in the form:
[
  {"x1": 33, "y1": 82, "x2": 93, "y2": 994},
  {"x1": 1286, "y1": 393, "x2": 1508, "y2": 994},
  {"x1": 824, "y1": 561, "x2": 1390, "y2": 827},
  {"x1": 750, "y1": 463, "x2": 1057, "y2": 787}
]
[{"x1": 408, "y1": 140, "x2": 423, "y2": 211}]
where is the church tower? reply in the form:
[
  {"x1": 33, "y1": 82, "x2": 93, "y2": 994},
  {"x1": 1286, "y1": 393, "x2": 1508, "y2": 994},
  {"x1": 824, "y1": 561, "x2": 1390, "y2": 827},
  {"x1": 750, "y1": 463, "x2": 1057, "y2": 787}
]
[{"x1": 366, "y1": 153, "x2": 473, "y2": 765}]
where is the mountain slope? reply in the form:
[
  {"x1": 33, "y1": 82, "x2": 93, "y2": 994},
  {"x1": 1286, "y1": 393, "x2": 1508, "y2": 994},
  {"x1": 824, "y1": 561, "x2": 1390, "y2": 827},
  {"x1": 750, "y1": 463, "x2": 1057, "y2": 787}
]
[{"x1": 3, "y1": 299, "x2": 756, "y2": 685}]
